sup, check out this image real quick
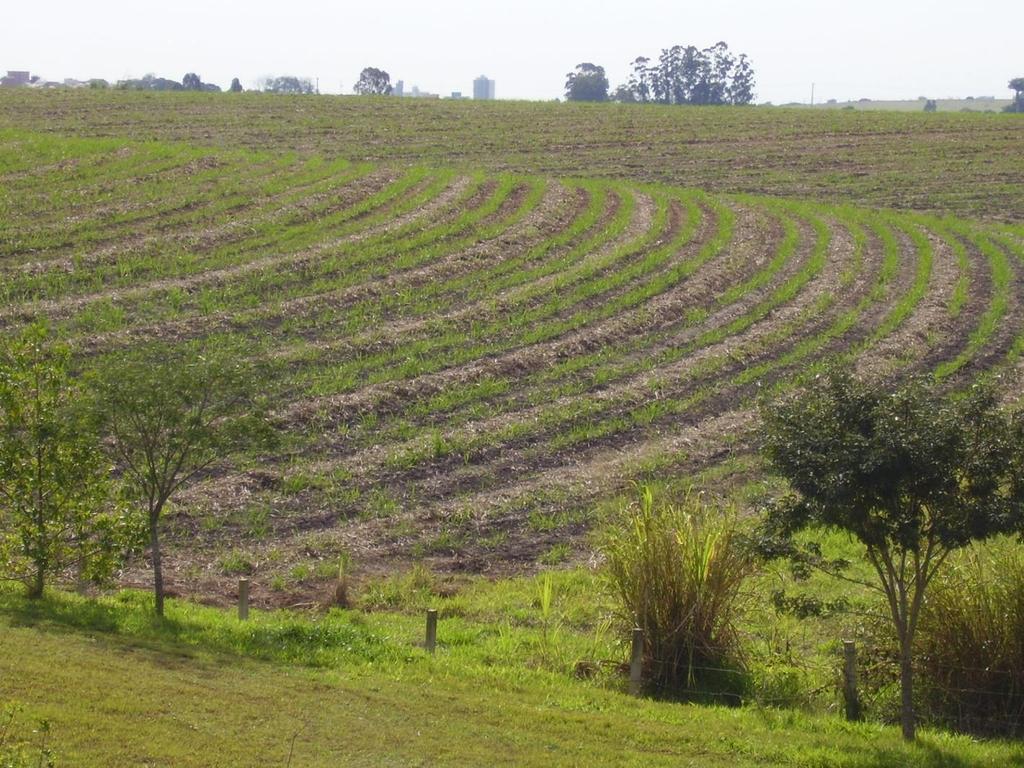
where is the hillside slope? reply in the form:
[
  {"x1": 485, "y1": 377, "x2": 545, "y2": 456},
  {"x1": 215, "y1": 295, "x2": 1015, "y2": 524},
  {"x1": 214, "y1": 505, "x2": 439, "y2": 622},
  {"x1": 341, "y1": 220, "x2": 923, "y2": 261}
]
[{"x1": 2, "y1": 131, "x2": 1023, "y2": 602}]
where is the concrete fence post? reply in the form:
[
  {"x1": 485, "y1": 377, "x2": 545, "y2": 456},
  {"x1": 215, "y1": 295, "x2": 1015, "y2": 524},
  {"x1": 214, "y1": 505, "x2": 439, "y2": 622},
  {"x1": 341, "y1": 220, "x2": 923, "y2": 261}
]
[
  {"x1": 629, "y1": 627, "x2": 644, "y2": 695},
  {"x1": 426, "y1": 608, "x2": 438, "y2": 654},
  {"x1": 238, "y1": 578, "x2": 250, "y2": 621},
  {"x1": 843, "y1": 640, "x2": 861, "y2": 721}
]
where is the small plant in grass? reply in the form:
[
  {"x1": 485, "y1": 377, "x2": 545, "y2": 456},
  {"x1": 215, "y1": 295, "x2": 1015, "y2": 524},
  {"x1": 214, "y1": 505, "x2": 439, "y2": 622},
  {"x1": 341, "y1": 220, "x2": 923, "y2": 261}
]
[
  {"x1": 915, "y1": 541, "x2": 1024, "y2": 737},
  {"x1": 602, "y1": 485, "x2": 753, "y2": 702},
  {"x1": 219, "y1": 551, "x2": 254, "y2": 576},
  {"x1": 534, "y1": 573, "x2": 561, "y2": 663},
  {"x1": 330, "y1": 552, "x2": 352, "y2": 608},
  {"x1": 359, "y1": 565, "x2": 436, "y2": 612},
  {"x1": 0, "y1": 704, "x2": 55, "y2": 768},
  {"x1": 538, "y1": 543, "x2": 571, "y2": 565}
]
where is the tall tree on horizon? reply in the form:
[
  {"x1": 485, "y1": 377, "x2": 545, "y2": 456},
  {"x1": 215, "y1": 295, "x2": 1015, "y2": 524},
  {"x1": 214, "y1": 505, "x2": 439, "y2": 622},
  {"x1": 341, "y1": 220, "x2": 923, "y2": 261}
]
[{"x1": 564, "y1": 62, "x2": 609, "y2": 102}]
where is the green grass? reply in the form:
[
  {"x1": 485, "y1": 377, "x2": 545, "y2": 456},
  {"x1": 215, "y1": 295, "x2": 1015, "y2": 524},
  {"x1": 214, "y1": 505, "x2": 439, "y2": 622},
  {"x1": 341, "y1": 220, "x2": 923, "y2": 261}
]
[
  {"x1": 2, "y1": 123, "x2": 1022, "y2": 661},
  {"x1": 1, "y1": 585, "x2": 1022, "y2": 766}
]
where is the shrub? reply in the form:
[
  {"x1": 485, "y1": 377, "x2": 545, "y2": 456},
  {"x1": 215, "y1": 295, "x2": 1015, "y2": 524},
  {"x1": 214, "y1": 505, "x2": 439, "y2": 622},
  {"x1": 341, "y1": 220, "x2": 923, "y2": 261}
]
[
  {"x1": 603, "y1": 486, "x2": 753, "y2": 701},
  {"x1": 916, "y1": 542, "x2": 1024, "y2": 737}
]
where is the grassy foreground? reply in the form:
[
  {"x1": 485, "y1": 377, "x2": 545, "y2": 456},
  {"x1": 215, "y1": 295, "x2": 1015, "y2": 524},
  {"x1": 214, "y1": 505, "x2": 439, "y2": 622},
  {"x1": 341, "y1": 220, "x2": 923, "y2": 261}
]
[{"x1": 1, "y1": 587, "x2": 1021, "y2": 767}]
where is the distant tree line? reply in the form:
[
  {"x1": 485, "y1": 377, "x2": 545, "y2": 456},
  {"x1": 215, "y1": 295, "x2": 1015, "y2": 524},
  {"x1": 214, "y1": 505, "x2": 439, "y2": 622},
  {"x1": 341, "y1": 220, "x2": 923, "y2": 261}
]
[
  {"x1": 259, "y1": 76, "x2": 316, "y2": 94},
  {"x1": 116, "y1": 73, "x2": 222, "y2": 92},
  {"x1": 565, "y1": 42, "x2": 755, "y2": 105}
]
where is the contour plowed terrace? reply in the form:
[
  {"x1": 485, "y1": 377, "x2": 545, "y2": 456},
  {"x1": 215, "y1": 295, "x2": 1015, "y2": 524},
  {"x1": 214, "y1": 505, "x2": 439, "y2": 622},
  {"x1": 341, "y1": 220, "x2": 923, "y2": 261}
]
[{"x1": 2, "y1": 132, "x2": 1022, "y2": 601}]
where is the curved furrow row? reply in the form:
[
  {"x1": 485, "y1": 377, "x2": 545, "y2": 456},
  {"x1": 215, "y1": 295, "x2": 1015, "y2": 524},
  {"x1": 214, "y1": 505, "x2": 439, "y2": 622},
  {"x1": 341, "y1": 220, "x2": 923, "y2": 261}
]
[
  {"x1": 0, "y1": 160, "x2": 394, "y2": 306},
  {"x1": 74, "y1": 174, "x2": 560, "y2": 353},
  {"x1": 2, "y1": 169, "x2": 481, "y2": 330},
  {"x1": 1, "y1": 144, "x2": 259, "y2": 246},
  {"x1": 312, "y1": 204, "x2": 843, "y2": 498}
]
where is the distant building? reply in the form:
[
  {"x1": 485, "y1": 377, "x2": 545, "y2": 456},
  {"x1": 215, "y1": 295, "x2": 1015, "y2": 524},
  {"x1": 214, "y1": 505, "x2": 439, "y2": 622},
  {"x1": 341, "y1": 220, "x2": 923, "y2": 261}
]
[
  {"x1": 473, "y1": 75, "x2": 495, "y2": 100},
  {"x1": 450, "y1": 91, "x2": 463, "y2": 100},
  {"x1": 1, "y1": 70, "x2": 31, "y2": 88},
  {"x1": 394, "y1": 82, "x2": 439, "y2": 99}
]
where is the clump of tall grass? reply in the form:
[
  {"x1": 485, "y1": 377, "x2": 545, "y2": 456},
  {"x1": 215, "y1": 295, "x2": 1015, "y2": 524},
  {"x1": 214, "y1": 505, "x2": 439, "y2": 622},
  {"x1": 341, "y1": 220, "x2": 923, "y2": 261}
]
[
  {"x1": 603, "y1": 485, "x2": 753, "y2": 701},
  {"x1": 916, "y1": 541, "x2": 1024, "y2": 737}
]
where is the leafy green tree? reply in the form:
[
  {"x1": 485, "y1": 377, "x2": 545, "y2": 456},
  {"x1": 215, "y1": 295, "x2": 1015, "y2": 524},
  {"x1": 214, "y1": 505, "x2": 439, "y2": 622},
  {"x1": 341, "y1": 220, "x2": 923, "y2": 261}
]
[
  {"x1": 260, "y1": 76, "x2": 315, "y2": 95},
  {"x1": 1006, "y1": 77, "x2": 1024, "y2": 113},
  {"x1": 229, "y1": 77, "x2": 243, "y2": 93},
  {"x1": 627, "y1": 56, "x2": 651, "y2": 103},
  {"x1": 564, "y1": 62, "x2": 609, "y2": 102},
  {"x1": 353, "y1": 67, "x2": 392, "y2": 96},
  {"x1": 116, "y1": 74, "x2": 184, "y2": 91},
  {"x1": 0, "y1": 325, "x2": 132, "y2": 599},
  {"x1": 93, "y1": 342, "x2": 275, "y2": 615},
  {"x1": 610, "y1": 84, "x2": 637, "y2": 103},
  {"x1": 758, "y1": 369, "x2": 1024, "y2": 740},
  {"x1": 182, "y1": 72, "x2": 202, "y2": 90},
  {"x1": 727, "y1": 54, "x2": 756, "y2": 105},
  {"x1": 622, "y1": 43, "x2": 754, "y2": 105}
]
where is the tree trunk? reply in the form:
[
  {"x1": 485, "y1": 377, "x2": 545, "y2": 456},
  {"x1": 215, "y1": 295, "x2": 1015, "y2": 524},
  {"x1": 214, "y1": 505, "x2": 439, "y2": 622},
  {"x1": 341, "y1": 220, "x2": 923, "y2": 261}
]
[
  {"x1": 28, "y1": 563, "x2": 44, "y2": 600},
  {"x1": 150, "y1": 511, "x2": 164, "y2": 617},
  {"x1": 899, "y1": 638, "x2": 916, "y2": 741}
]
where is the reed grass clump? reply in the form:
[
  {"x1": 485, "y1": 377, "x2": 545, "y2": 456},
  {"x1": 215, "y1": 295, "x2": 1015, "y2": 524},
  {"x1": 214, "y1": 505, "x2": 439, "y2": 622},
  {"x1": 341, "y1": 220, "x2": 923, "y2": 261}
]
[
  {"x1": 916, "y1": 542, "x2": 1024, "y2": 737},
  {"x1": 603, "y1": 486, "x2": 753, "y2": 701}
]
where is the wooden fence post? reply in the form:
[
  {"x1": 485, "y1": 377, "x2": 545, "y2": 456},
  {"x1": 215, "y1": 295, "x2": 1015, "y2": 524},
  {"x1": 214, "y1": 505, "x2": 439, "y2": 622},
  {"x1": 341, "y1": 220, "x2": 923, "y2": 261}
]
[
  {"x1": 238, "y1": 578, "x2": 250, "y2": 621},
  {"x1": 425, "y1": 609, "x2": 438, "y2": 654},
  {"x1": 629, "y1": 627, "x2": 644, "y2": 695},
  {"x1": 843, "y1": 640, "x2": 861, "y2": 721}
]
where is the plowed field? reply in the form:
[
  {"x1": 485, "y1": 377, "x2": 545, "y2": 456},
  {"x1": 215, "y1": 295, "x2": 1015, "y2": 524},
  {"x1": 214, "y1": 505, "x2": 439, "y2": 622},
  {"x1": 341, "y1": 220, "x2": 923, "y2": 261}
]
[{"x1": 2, "y1": 106, "x2": 1022, "y2": 605}]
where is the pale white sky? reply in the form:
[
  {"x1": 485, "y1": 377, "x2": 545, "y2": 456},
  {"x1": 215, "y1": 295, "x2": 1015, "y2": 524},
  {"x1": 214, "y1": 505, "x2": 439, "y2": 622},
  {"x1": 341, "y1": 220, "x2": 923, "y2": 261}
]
[{"x1": 2, "y1": 0, "x2": 1021, "y2": 103}]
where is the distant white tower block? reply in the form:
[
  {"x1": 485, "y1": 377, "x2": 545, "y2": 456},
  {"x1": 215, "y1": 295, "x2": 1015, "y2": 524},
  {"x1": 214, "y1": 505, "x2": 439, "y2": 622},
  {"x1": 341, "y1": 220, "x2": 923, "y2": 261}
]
[{"x1": 473, "y1": 75, "x2": 495, "y2": 100}]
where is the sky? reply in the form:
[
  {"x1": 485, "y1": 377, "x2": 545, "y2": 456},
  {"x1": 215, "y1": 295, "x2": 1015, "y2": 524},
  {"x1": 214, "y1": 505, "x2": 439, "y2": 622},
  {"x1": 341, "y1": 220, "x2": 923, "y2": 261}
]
[{"x1": 2, "y1": 0, "x2": 1021, "y2": 104}]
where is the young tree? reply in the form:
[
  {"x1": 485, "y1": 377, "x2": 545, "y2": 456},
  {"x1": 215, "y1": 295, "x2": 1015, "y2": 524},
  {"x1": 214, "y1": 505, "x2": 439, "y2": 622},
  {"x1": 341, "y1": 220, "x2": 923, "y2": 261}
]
[
  {"x1": 0, "y1": 325, "x2": 132, "y2": 598},
  {"x1": 353, "y1": 67, "x2": 392, "y2": 96},
  {"x1": 564, "y1": 62, "x2": 609, "y2": 102},
  {"x1": 759, "y1": 369, "x2": 1024, "y2": 740},
  {"x1": 93, "y1": 342, "x2": 274, "y2": 615}
]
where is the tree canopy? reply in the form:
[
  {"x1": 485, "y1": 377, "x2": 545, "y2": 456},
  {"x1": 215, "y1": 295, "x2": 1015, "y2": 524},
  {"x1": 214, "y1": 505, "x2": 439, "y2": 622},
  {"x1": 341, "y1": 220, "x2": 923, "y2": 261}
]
[
  {"x1": 354, "y1": 67, "x2": 392, "y2": 96},
  {"x1": 0, "y1": 325, "x2": 134, "y2": 598},
  {"x1": 759, "y1": 369, "x2": 1024, "y2": 740},
  {"x1": 1007, "y1": 77, "x2": 1024, "y2": 113},
  {"x1": 565, "y1": 63, "x2": 609, "y2": 102},
  {"x1": 260, "y1": 76, "x2": 315, "y2": 95},
  {"x1": 92, "y1": 342, "x2": 275, "y2": 615},
  {"x1": 616, "y1": 42, "x2": 755, "y2": 105}
]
